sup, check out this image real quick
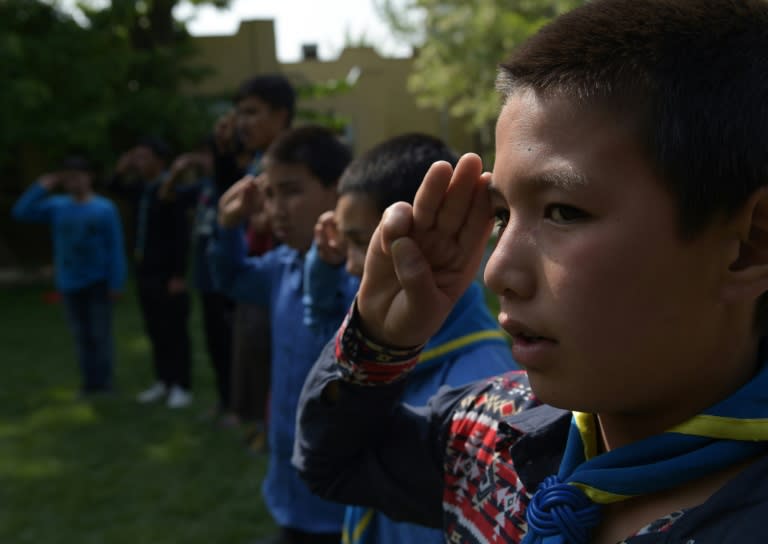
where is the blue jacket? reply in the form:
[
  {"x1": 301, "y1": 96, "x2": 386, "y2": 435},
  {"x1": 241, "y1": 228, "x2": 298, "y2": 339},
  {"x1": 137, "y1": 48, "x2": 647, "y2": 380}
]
[
  {"x1": 303, "y1": 245, "x2": 518, "y2": 544},
  {"x1": 210, "y1": 227, "x2": 347, "y2": 533},
  {"x1": 12, "y1": 183, "x2": 126, "y2": 293}
]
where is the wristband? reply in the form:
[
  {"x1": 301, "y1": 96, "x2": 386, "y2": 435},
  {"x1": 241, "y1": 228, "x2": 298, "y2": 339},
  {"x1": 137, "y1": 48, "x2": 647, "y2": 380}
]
[{"x1": 335, "y1": 299, "x2": 424, "y2": 385}]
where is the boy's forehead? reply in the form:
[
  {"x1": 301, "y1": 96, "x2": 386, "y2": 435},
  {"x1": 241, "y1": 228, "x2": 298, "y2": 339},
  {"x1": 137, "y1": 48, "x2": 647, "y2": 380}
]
[
  {"x1": 236, "y1": 95, "x2": 269, "y2": 112},
  {"x1": 264, "y1": 161, "x2": 313, "y2": 186},
  {"x1": 494, "y1": 90, "x2": 648, "y2": 184}
]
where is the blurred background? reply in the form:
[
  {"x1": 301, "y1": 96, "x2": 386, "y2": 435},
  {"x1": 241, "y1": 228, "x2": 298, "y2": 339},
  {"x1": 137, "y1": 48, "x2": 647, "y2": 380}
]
[{"x1": 0, "y1": 1, "x2": 580, "y2": 542}]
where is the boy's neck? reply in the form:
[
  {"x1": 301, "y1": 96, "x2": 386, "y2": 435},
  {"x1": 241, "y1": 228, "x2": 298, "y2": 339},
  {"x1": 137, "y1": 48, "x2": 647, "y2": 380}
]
[
  {"x1": 71, "y1": 191, "x2": 93, "y2": 203},
  {"x1": 597, "y1": 332, "x2": 761, "y2": 451}
]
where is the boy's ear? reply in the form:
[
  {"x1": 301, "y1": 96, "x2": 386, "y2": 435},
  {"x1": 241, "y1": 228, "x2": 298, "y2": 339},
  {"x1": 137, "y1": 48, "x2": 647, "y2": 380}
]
[{"x1": 724, "y1": 187, "x2": 768, "y2": 302}]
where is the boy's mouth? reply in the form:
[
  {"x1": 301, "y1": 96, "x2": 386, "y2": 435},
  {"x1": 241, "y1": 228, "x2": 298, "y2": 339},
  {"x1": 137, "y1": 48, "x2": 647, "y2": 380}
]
[
  {"x1": 513, "y1": 332, "x2": 551, "y2": 344},
  {"x1": 498, "y1": 313, "x2": 556, "y2": 345}
]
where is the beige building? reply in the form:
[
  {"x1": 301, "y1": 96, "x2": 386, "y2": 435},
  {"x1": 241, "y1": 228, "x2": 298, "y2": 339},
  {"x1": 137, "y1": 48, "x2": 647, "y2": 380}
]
[
  {"x1": 187, "y1": 19, "x2": 474, "y2": 155},
  {"x1": 187, "y1": 20, "x2": 280, "y2": 97}
]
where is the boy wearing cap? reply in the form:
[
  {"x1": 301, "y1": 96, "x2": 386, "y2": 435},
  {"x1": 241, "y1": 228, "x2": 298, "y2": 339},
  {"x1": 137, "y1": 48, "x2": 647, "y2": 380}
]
[{"x1": 13, "y1": 157, "x2": 126, "y2": 395}]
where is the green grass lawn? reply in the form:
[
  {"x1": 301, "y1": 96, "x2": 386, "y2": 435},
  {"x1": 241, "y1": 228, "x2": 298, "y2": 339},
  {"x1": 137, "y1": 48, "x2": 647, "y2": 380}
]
[{"x1": 0, "y1": 282, "x2": 277, "y2": 543}]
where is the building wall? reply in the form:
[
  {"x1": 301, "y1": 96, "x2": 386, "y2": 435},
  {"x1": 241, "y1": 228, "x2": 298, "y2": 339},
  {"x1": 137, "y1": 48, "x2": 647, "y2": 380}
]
[
  {"x1": 283, "y1": 47, "x2": 475, "y2": 155},
  {"x1": 185, "y1": 19, "x2": 280, "y2": 96},
  {"x1": 186, "y1": 20, "x2": 475, "y2": 155}
]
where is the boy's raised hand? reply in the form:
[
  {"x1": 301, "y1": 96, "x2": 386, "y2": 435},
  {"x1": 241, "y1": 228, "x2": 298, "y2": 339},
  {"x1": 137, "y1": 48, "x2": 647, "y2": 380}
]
[
  {"x1": 39, "y1": 173, "x2": 60, "y2": 191},
  {"x1": 357, "y1": 153, "x2": 494, "y2": 348},
  {"x1": 314, "y1": 211, "x2": 346, "y2": 266},
  {"x1": 218, "y1": 174, "x2": 265, "y2": 228}
]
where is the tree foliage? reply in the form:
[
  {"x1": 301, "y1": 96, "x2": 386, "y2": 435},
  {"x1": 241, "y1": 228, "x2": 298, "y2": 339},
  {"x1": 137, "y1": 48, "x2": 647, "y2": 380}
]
[
  {"x1": 0, "y1": 0, "x2": 227, "y2": 187},
  {"x1": 377, "y1": 0, "x2": 585, "y2": 150}
]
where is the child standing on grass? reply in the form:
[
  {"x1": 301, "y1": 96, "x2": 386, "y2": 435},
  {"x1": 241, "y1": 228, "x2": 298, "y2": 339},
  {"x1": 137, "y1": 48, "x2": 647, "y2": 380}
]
[
  {"x1": 110, "y1": 139, "x2": 194, "y2": 409},
  {"x1": 303, "y1": 133, "x2": 518, "y2": 544},
  {"x1": 12, "y1": 156, "x2": 126, "y2": 396},
  {"x1": 226, "y1": 75, "x2": 295, "y2": 447},
  {"x1": 294, "y1": 1, "x2": 768, "y2": 543},
  {"x1": 213, "y1": 125, "x2": 352, "y2": 544}
]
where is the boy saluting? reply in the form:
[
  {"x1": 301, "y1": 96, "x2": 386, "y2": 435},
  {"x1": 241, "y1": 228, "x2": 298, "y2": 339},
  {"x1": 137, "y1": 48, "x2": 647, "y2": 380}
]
[{"x1": 294, "y1": 1, "x2": 768, "y2": 543}]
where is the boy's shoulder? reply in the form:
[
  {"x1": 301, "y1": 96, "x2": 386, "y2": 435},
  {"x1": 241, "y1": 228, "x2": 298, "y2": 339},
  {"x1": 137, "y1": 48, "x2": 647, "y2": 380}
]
[
  {"x1": 249, "y1": 244, "x2": 302, "y2": 281},
  {"x1": 442, "y1": 371, "x2": 566, "y2": 543},
  {"x1": 262, "y1": 243, "x2": 299, "y2": 265},
  {"x1": 449, "y1": 371, "x2": 540, "y2": 431},
  {"x1": 90, "y1": 195, "x2": 118, "y2": 210}
]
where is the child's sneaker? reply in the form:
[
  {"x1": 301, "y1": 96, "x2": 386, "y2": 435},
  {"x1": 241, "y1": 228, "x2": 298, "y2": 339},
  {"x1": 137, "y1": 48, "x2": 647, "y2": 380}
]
[
  {"x1": 136, "y1": 382, "x2": 167, "y2": 404},
  {"x1": 167, "y1": 386, "x2": 193, "y2": 409}
]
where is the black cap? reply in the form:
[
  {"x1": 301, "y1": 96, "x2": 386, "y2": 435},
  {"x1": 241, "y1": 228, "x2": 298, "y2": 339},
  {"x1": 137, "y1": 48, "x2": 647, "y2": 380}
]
[
  {"x1": 137, "y1": 136, "x2": 173, "y2": 161},
  {"x1": 59, "y1": 155, "x2": 94, "y2": 173}
]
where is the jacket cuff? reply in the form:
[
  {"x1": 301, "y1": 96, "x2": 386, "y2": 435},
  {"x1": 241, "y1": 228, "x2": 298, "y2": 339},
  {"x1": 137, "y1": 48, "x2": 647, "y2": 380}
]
[{"x1": 334, "y1": 299, "x2": 424, "y2": 386}]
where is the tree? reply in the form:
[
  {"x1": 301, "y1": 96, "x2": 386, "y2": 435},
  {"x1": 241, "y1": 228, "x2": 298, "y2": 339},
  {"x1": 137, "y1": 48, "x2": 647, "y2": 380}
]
[
  {"x1": 0, "y1": 0, "x2": 229, "y2": 187},
  {"x1": 376, "y1": 0, "x2": 585, "y2": 154}
]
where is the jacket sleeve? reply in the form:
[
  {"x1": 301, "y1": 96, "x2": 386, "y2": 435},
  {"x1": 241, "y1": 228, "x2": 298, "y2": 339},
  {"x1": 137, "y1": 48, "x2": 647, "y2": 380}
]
[
  {"x1": 302, "y1": 243, "x2": 359, "y2": 329},
  {"x1": 11, "y1": 183, "x2": 56, "y2": 223},
  {"x1": 292, "y1": 337, "x2": 477, "y2": 528},
  {"x1": 106, "y1": 201, "x2": 127, "y2": 292},
  {"x1": 209, "y1": 225, "x2": 273, "y2": 306}
]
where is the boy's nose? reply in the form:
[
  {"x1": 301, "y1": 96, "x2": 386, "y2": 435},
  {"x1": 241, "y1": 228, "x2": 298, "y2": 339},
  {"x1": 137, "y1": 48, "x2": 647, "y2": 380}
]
[{"x1": 484, "y1": 227, "x2": 536, "y2": 301}]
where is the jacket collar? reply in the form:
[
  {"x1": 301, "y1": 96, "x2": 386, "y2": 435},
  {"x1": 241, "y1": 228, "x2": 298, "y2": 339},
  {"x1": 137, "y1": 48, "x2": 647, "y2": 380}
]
[{"x1": 499, "y1": 404, "x2": 571, "y2": 492}]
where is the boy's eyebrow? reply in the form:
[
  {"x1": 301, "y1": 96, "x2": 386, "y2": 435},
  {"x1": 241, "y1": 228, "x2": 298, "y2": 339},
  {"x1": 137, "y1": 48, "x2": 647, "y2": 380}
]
[{"x1": 489, "y1": 168, "x2": 588, "y2": 198}]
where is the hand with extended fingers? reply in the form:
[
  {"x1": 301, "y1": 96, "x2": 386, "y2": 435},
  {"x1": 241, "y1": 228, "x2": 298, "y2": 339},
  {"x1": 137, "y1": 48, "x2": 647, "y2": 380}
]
[
  {"x1": 314, "y1": 211, "x2": 346, "y2": 266},
  {"x1": 218, "y1": 174, "x2": 266, "y2": 229},
  {"x1": 39, "y1": 173, "x2": 61, "y2": 191},
  {"x1": 356, "y1": 153, "x2": 494, "y2": 348}
]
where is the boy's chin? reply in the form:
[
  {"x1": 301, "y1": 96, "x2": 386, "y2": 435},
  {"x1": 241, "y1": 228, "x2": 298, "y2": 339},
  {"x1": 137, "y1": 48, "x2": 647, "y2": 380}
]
[{"x1": 526, "y1": 372, "x2": 601, "y2": 413}]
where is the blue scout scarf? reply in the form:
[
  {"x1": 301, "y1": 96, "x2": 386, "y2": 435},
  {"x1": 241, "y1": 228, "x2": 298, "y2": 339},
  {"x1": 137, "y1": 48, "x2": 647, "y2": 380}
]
[
  {"x1": 523, "y1": 360, "x2": 768, "y2": 544},
  {"x1": 343, "y1": 283, "x2": 508, "y2": 544}
]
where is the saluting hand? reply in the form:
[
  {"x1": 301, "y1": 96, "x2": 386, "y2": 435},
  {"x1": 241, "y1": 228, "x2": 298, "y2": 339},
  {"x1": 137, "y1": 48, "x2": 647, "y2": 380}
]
[
  {"x1": 314, "y1": 211, "x2": 346, "y2": 266},
  {"x1": 356, "y1": 153, "x2": 494, "y2": 348},
  {"x1": 217, "y1": 174, "x2": 265, "y2": 229}
]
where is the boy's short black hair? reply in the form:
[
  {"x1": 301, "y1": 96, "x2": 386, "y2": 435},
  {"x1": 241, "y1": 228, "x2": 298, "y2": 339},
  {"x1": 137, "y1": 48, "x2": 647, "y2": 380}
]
[
  {"x1": 234, "y1": 74, "x2": 296, "y2": 126},
  {"x1": 496, "y1": 0, "x2": 768, "y2": 239},
  {"x1": 264, "y1": 125, "x2": 352, "y2": 188},
  {"x1": 339, "y1": 133, "x2": 458, "y2": 213},
  {"x1": 137, "y1": 136, "x2": 173, "y2": 163}
]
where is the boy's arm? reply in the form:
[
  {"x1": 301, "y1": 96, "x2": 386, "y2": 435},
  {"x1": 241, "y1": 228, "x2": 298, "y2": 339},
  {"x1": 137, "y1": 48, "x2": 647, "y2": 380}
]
[
  {"x1": 106, "y1": 202, "x2": 127, "y2": 293},
  {"x1": 303, "y1": 242, "x2": 359, "y2": 328},
  {"x1": 211, "y1": 174, "x2": 273, "y2": 305},
  {"x1": 11, "y1": 177, "x2": 59, "y2": 223},
  {"x1": 209, "y1": 226, "x2": 272, "y2": 306},
  {"x1": 295, "y1": 154, "x2": 497, "y2": 523},
  {"x1": 293, "y1": 322, "x2": 474, "y2": 527}
]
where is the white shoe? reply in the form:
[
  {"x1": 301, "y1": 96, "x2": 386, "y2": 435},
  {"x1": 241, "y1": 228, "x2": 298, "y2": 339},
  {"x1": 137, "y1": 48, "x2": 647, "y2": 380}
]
[
  {"x1": 136, "y1": 382, "x2": 167, "y2": 403},
  {"x1": 167, "y1": 386, "x2": 193, "y2": 409}
]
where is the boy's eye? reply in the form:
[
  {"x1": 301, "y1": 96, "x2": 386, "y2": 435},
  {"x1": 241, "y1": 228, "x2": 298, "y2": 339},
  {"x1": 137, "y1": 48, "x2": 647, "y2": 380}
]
[
  {"x1": 544, "y1": 204, "x2": 589, "y2": 224},
  {"x1": 493, "y1": 208, "x2": 510, "y2": 234}
]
